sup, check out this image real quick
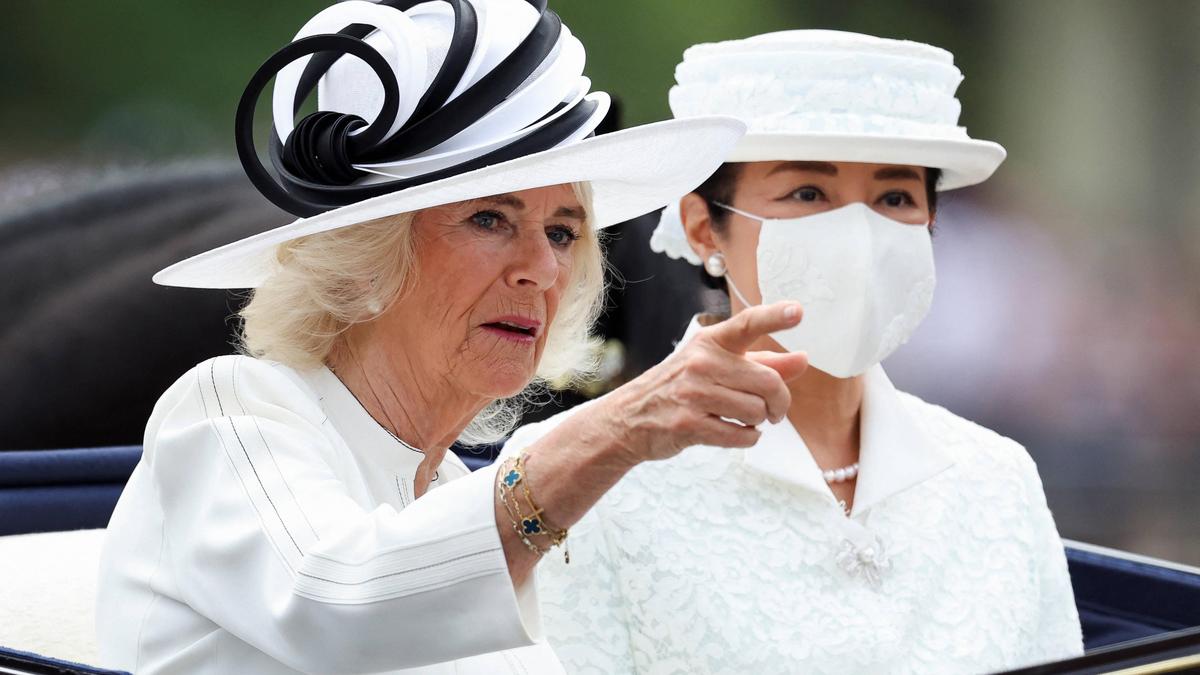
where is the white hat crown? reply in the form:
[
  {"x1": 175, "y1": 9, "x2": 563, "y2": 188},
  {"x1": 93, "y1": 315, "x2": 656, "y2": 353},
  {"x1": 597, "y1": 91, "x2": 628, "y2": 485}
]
[
  {"x1": 670, "y1": 30, "x2": 968, "y2": 143},
  {"x1": 651, "y1": 30, "x2": 1006, "y2": 267},
  {"x1": 156, "y1": 0, "x2": 748, "y2": 288},
  {"x1": 242, "y1": 0, "x2": 609, "y2": 218}
]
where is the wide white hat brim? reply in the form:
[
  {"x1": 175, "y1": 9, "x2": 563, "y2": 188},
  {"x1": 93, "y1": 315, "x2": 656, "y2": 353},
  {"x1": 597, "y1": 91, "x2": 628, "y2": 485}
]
[
  {"x1": 728, "y1": 132, "x2": 1006, "y2": 191},
  {"x1": 154, "y1": 116, "x2": 744, "y2": 289}
]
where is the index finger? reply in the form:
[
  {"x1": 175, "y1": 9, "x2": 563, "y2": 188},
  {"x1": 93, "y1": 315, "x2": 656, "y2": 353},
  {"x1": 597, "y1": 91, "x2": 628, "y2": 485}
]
[{"x1": 706, "y1": 302, "x2": 803, "y2": 354}]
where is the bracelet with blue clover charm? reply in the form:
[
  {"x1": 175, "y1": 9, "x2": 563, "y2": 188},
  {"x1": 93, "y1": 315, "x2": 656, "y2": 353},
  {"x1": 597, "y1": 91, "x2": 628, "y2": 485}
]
[
  {"x1": 497, "y1": 456, "x2": 551, "y2": 556},
  {"x1": 497, "y1": 453, "x2": 570, "y2": 563}
]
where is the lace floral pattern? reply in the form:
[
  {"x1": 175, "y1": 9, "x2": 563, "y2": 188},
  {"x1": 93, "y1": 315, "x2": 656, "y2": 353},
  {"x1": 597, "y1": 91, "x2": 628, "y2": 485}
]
[
  {"x1": 669, "y1": 48, "x2": 970, "y2": 138},
  {"x1": 874, "y1": 275, "x2": 936, "y2": 363},
  {"x1": 512, "y1": 394, "x2": 1082, "y2": 674},
  {"x1": 682, "y1": 32, "x2": 955, "y2": 68},
  {"x1": 758, "y1": 245, "x2": 836, "y2": 308},
  {"x1": 672, "y1": 78, "x2": 963, "y2": 131}
]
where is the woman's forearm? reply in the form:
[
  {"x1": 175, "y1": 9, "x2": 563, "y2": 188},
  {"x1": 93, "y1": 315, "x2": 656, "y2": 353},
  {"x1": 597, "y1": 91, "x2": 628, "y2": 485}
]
[
  {"x1": 495, "y1": 395, "x2": 639, "y2": 585},
  {"x1": 495, "y1": 303, "x2": 807, "y2": 584}
]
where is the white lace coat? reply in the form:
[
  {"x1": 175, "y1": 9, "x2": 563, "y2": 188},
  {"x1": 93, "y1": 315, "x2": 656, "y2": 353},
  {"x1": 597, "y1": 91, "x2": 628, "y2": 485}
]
[{"x1": 504, "y1": 320, "x2": 1083, "y2": 675}]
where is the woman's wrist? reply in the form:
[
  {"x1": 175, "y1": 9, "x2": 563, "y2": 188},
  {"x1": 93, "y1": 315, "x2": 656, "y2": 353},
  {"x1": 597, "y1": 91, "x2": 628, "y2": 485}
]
[
  {"x1": 565, "y1": 391, "x2": 647, "y2": 474},
  {"x1": 514, "y1": 407, "x2": 640, "y2": 535}
]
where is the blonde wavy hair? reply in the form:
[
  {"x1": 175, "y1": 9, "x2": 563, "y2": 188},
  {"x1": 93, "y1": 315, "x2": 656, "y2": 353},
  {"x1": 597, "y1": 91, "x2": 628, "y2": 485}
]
[{"x1": 240, "y1": 183, "x2": 605, "y2": 444}]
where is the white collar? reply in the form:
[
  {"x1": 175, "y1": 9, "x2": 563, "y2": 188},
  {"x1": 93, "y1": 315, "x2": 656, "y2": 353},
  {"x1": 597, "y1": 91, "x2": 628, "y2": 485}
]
[
  {"x1": 674, "y1": 316, "x2": 953, "y2": 516},
  {"x1": 299, "y1": 365, "x2": 471, "y2": 477}
]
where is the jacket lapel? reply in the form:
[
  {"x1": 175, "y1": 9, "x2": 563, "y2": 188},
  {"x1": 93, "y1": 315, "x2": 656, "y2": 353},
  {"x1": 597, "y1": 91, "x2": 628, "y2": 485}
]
[
  {"x1": 743, "y1": 417, "x2": 836, "y2": 498},
  {"x1": 847, "y1": 365, "x2": 954, "y2": 516}
]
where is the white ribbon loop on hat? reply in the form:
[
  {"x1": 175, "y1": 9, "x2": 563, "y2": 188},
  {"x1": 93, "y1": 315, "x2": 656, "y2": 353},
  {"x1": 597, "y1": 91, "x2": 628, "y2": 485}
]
[
  {"x1": 271, "y1": 1, "x2": 429, "y2": 144},
  {"x1": 357, "y1": 31, "x2": 587, "y2": 176},
  {"x1": 441, "y1": 28, "x2": 585, "y2": 151},
  {"x1": 448, "y1": 0, "x2": 540, "y2": 100},
  {"x1": 271, "y1": 0, "x2": 598, "y2": 181},
  {"x1": 359, "y1": 83, "x2": 604, "y2": 179}
]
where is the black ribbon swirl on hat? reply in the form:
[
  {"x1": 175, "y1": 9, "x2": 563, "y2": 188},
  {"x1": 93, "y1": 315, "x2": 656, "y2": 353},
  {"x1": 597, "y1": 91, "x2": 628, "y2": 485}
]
[{"x1": 235, "y1": 0, "x2": 597, "y2": 217}]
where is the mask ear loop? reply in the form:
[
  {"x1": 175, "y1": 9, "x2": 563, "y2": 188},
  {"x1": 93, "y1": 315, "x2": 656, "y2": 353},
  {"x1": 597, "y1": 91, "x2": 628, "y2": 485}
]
[
  {"x1": 725, "y1": 274, "x2": 756, "y2": 310},
  {"x1": 709, "y1": 201, "x2": 763, "y2": 311},
  {"x1": 711, "y1": 200, "x2": 766, "y2": 222}
]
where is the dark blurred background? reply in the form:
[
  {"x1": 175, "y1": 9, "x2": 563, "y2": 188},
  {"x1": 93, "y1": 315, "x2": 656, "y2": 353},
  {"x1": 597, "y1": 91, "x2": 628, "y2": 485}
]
[{"x1": 1, "y1": 1, "x2": 1197, "y2": 564}]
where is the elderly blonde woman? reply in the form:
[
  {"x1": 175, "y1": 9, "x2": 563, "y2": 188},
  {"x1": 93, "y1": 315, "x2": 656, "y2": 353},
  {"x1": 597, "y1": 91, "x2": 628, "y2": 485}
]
[
  {"x1": 92, "y1": 3, "x2": 808, "y2": 674},
  {"x1": 505, "y1": 31, "x2": 1085, "y2": 674}
]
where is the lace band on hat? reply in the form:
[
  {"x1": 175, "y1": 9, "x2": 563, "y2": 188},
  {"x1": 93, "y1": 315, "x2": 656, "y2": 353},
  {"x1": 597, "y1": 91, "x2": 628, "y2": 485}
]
[{"x1": 235, "y1": 0, "x2": 605, "y2": 217}]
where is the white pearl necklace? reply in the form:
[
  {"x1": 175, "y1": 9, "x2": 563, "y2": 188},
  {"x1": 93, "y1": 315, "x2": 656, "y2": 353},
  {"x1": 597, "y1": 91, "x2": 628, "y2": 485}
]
[{"x1": 822, "y1": 462, "x2": 859, "y2": 484}]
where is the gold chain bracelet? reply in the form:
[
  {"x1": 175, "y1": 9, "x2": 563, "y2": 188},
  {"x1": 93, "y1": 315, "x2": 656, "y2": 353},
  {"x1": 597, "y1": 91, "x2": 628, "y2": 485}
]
[
  {"x1": 497, "y1": 453, "x2": 570, "y2": 563},
  {"x1": 499, "y1": 466, "x2": 548, "y2": 557}
]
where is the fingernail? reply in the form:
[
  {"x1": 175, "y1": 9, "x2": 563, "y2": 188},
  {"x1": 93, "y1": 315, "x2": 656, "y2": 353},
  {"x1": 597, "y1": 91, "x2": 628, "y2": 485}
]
[{"x1": 784, "y1": 304, "x2": 802, "y2": 321}]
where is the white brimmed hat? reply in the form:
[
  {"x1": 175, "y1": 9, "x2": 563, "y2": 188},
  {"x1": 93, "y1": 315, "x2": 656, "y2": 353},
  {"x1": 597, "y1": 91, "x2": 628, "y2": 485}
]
[
  {"x1": 154, "y1": 0, "x2": 744, "y2": 289},
  {"x1": 650, "y1": 29, "x2": 1006, "y2": 265}
]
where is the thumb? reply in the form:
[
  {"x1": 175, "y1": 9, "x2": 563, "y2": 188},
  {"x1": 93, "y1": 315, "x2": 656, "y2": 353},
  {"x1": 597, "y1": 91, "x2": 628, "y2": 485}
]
[{"x1": 747, "y1": 350, "x2": 809, "y2": 382}]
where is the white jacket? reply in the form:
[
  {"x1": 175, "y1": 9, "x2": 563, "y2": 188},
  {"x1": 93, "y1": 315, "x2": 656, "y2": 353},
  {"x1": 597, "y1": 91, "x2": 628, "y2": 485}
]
[
  {"x1": 501, "y1": 317, "x2": 1084, "y2": 675},
  {"x1": 96, "y1": 355, "x2": 562, "y2": 674}
]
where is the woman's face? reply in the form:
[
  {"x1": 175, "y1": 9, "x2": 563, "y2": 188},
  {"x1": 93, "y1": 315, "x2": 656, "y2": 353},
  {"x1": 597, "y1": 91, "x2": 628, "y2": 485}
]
[
  {"x1": 684, "y1": 160, "x2": 934, "y2": 313},
  {"x1": 374, "y1": 183, "x2": 586, "y2": 399}
]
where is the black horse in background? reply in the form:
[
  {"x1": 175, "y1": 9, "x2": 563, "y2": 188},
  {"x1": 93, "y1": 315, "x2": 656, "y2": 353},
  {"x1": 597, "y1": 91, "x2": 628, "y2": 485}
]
[
  {"x1": 0, "y1": 161, "x2": 707, "y2": 451},
  {"x1": 1, "y1": 163, "x2": 286, "y2": 449}
]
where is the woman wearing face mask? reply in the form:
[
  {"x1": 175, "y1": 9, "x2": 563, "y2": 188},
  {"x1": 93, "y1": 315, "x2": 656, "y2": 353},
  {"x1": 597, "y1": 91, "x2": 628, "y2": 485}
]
[{"x1": 502, "y1": 31, "x2": 1084, "y2": 673}]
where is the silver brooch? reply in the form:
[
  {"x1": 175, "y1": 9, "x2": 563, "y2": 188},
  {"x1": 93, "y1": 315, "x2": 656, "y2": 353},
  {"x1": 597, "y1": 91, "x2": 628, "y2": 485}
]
[{"x1": 836, "y1": 533, "x2": 891, "y2": 589}]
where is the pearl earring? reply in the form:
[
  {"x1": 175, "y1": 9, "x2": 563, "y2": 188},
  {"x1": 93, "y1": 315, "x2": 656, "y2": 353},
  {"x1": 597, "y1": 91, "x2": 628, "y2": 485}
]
[{"x1": 704, "y1": 252, "x2": 727, "y2": 278}]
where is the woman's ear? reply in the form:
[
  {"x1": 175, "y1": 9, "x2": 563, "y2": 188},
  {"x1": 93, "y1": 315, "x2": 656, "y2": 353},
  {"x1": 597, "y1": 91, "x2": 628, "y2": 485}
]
[{"x1": 680, "y1": 192, "x2": 720, "y2": 261}]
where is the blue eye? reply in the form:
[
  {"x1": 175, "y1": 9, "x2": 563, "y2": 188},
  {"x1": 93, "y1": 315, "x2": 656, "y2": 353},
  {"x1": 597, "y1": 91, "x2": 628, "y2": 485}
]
[
  {"x1": 546, "y1": 225, "x2": 580, "y2": 248},
  {"x1": 789, "y1": 186, "x2": 825, "y2": 203}
]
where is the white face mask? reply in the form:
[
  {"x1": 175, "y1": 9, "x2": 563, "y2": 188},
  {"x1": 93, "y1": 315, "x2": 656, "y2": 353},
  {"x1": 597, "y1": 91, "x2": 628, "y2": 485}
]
[{"x1": 715, "y1": 202, "x2": 936, "y2": 378}]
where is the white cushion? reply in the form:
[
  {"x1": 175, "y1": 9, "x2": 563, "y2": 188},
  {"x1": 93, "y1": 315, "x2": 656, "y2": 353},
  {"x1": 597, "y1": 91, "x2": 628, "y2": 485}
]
[{"x1": 0, "y1": 528, "x2": 105, "y2": 665}]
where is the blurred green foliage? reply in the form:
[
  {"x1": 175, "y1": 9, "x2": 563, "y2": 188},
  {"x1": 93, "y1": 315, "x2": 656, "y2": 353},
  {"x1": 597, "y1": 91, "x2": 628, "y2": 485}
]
[
  {"x1": 2, "y1": 1, "x2": 997, "y2": 159},
  {"x1": 1, "y1": 1, "x2": 1198, "y2": 242}
]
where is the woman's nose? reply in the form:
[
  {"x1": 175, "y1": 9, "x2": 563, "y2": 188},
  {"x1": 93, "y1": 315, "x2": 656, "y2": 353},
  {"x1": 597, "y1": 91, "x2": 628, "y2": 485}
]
[{"x1": 505, "y1": 231, "x2": 560, "y2": 290}]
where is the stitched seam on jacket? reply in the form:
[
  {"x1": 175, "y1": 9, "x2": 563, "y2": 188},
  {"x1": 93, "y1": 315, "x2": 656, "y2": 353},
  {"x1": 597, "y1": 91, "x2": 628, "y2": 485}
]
[
  {"x1": 395, "y1": 474, "x2": 410, "y2": 507},
  {"x1": 197, "y1": 358, "x2": 507, "y2": 606},
  {"x1": 208, "y1": 362, "x2": 225, "y2": 417},
  {"x1": 303, "y1": 521, "x2": 499, "y2": 568},
  {"x1": 231, "y1": 358, "x2": 320, "y2": 542},
  {"x1": 212, "y1": 359, "x2": 304, "y2": 557},
  {"x1": 197, "y1": 366, "x2": 211, "y2": 418},
  {"x1": 293, "y1": 552, "x2": 504, "y2": 604},
  {"x1": 202, "y1": 360, "x2": 300, "y2": 575},
  {"x1": 502, "y1": 648, "x2": 531, "y2": 675},
  {"x1": 300, "y1": 548, "x2": 500, "y2": 585},
  {"x1": 205, "y1": 405, "x2": 289, "y2": 572},
  {"x1": 228, "y1": 415, "x2": 303, "y2": 555}
]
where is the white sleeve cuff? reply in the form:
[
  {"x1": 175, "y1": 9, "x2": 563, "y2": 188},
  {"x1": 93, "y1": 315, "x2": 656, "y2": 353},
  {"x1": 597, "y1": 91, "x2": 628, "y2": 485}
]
[{"x1": 419, "y1": 459, "x2": 544, "y2": 642}]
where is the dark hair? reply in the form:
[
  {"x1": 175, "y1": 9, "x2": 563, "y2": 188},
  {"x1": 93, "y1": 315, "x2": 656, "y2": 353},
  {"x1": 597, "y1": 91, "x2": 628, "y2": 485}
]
[
  {"x1": 692, "y1": 163, "x2": 943, "y2": 290},
  {"x1": 692, "y1": 163, "x2": 743, "y2": 290}
]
